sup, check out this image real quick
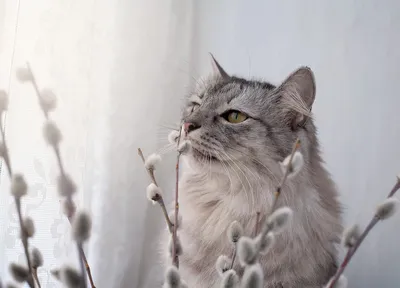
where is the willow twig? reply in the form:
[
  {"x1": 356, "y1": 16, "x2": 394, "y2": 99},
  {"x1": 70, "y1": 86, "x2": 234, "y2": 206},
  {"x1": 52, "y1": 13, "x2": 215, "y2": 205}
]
[
  {"x1": 0, "y1": 116, "x2": 35, "y2": 288},
  {"x1": 172, "y1": 150, "x2": 182, "y2": 268},
  {"x1": 32, "y1": 268, "x2": 41, "y2": 288},
  {"x1": 327, "y1": 177, "x2": 400, "y2": 288},
  {"x1": 25, "y1": 63, "x2": 96, "y2": 288},
  {"x1": 270, "y1": 139, "x2": 301, "y2": 213},
  {"x1": 138, "y1": 148, "x2": 174, "y2": 233},
  {"x1": 255, "y1": 138, "x2": 301, "y2": 252}
]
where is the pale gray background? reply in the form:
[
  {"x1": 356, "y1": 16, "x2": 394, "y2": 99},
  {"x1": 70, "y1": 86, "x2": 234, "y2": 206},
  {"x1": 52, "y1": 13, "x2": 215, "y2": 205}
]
[{"x1": 0, "y1": 0, "x2": 399, "y2": 287}]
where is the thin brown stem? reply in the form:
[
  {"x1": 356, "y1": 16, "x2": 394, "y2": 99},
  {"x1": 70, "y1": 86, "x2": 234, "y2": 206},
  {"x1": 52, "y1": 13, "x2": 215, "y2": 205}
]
[
  {"x1": 171, "y1": 127, "x2": 183, "y2": 268},
  {"x1": 327, "y1": 178, "x2": 400, "y2": 288},
  {"x1": 77, "y1": 243, "x2": 88, "y2": 288},
  {"x1": 138, "y1": 148, "x2": 174, "y2": 232},
  {"x1": 80, "y1": 247, "x2": 96, "y2": 288},
  {"x1": 172, "y1": 152, "x2": 181, "y2": 268},
  {"x1": 66, "y1": 216, "x2": 96, "y2": 288},
  {"x1": 229, "y1": 246, "x2": 237, "y2": 270},
  {"x1": 33, "y1": 268, "x2": 41, "y2": 288}
]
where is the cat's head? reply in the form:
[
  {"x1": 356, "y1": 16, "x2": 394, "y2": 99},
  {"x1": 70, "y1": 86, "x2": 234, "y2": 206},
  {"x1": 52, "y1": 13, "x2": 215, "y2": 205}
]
[{"x1": 180, "y1": 54, "x2": 316, "y2": 176}]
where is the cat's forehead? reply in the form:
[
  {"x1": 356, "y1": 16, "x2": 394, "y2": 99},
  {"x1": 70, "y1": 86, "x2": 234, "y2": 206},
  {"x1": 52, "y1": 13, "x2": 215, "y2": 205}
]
[{"x1": 191, "y1": 76, "x2": 276, "y2": 106}]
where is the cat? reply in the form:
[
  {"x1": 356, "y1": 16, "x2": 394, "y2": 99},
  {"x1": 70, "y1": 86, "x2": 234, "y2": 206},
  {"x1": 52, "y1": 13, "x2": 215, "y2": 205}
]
[{"x1": 162, "y1": 55, "x2": 342, "y2": 288}]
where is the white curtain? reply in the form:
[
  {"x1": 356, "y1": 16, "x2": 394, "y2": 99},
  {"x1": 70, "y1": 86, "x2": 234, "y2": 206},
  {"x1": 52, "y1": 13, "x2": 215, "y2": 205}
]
[
  {"x1": 0, "y1": 0, "x2": 194, "y2": 287},
  {"x1": 1, "y1": 1, "x2": 400, "y2": 288}
]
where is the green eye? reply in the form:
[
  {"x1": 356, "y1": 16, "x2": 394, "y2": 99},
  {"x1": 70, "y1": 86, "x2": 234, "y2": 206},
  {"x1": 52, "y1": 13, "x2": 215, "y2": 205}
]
[{"x1": 225, "y1": 110, "x2": 248, "y2": 123}]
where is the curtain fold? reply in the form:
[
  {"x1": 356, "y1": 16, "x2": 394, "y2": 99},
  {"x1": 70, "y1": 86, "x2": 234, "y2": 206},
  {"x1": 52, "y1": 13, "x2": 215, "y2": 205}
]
[{"x1": 86, "y1": 1, "x2": 194, "y2": 287}]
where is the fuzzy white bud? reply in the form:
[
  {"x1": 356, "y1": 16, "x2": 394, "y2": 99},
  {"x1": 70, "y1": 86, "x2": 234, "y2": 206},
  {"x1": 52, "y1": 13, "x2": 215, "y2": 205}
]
[
  {"x1": 168, "y1": 210, "x2": 182, "y2": 229},
  {"x1": 16, "y1": 67, "x2": 33, "y2": 82},
  {"x1": 62, "y1": 199, "x2": 76, "y2": 217},
  {"x1": 60, "y1": 266, "x2": 83, "y2": 288},
  {"x1": 342, "y1": 224, "x2": 360, "y2": 248},
  {"x1": 11, "y1": 174, "x2": 28, "y2": 198},
  {"x1": 376, "y1": 197, "x2": 399, "y2": 220},
  {"x1": 168, "y1": 235, "x2": 183, "y2": 256},
  {"x1": 325, "y1": 275, "x2": 348, "y2": 288},
  {"x1": 266, "y1": 206, "x2": 293, "y2": 234},
  {"x1": 178, "y1": 141, "x2": 191, "y2": 154},
  {"x1": 9, "y1": 263, "x2": 29, "y2": 283},
  {"x1": 168, "y1": 130, "x2": 180, "y2": 145},
  {"x1": 22, "y1": 217, "x2": 35, "y2": 238},
  {"x1": 72, "y1": 211, "x2": 92, "y2": 243},
  {"x1": 241, "y1": 263, "x2": 263, "y2": 288},
  {"x1": 0, "y1": 90, "x2": 9, "y2": 113},
  {"x1": 43, "y1": 120, "x2": 62, "y2": 146},
  {"x1": 237, "y1": 237, "x2": 257, "y2": 266},
  {"x1": 256, "y1": 232, "x2": 275, "y2": 255},
  {"x1": 215, "y1": 255, "x2": 232, "y2": 276},
  {"x1": 221, "y1": 270, "x2": 239, "y2": 288},
  {"x1": 144, "y1": 153, "x2": 161, "y2": 170},
  {"x1": 31, "y1": 247, "x2": 44, "y2": 268},
  {"x1": 227, "y1": 221, "x2": 243, "y2": 244},
  {"x1": 50, "y1": 269, "x2": 61, "y2": 280},
  {"x1": 146, "y1": 183, "x2": 162, "y2": 204},
  {"x1": 280, "y1": 151, "x2": 304, "y2": 179},
  {"x1": 164, "y1": 266, "x2": 181, "y2": 288},
  {"x1": 39, "y1": 89, "x2": 57, "y2": 113},
  {"x1": 57, "y1": 174, "x2": 77, "y2": 197}
]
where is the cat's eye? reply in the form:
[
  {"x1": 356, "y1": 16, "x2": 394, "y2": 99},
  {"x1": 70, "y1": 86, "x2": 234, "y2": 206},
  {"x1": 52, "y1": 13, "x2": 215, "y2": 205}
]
[
  {"x1": 191, "y1": 103, "x2": 200, "y2": 113},
  {"x1": 223, "y1": 110, "x2": 248, "y2": 123}
]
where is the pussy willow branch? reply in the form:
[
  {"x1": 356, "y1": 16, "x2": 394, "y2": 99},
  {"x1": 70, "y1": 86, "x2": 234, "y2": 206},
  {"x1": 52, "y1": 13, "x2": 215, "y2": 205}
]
[
  {"x1": 270, "y1": 138, "x2": 301, "y2": 213},
  {"x1": 138, "y1": 148, "x2": 174, "y2": 233},
  {"x1": 172, "y1": 149, "x2": 182, "y2": 268},
  {"x1": 26, "y1": 62, "x2": 95, "y2": 288},
  {"x1": 229, "y1": 247, "x2": 237, "y2": 270},
  {"x1": 327, "y1": 177, "x2": 400, "y2": 288},
  {"x1": 228, "y1": 139, "x2": 300, "y2": 270},
  {"x1": 0, "y1": 116, "x2": 35, "y2": 288},
  {"x1": 255, "y1": 138, "x2": 301, "y2": 253}
]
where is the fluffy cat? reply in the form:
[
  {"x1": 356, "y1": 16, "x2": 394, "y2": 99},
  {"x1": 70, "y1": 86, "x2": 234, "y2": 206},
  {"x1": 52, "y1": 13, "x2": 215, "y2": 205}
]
[{"x1": 163, "y1": 55, "x2": 342, "y2": 288}]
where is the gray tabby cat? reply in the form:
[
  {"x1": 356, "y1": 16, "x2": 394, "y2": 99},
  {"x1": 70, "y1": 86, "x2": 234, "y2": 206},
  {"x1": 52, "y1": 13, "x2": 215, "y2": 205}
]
[{"x1": 163, "y1": 55, "x2": 342, "y2": 288}]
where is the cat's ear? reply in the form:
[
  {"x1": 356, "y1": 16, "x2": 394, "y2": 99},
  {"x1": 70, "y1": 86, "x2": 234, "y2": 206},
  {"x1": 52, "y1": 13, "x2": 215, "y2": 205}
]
[
  {"x1": 275, "y1": 67, "x2": 316, "y2": 129},
  {"x1": 209, "y1": 53, "x2": 230, "y2": 80}
]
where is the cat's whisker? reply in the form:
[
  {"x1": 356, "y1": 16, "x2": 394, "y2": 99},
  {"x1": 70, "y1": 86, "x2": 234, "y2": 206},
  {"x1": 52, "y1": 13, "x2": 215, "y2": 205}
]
[
  {"x1": 158, "y1": 124, "x2": 180, "y2": 132},
  {"x1": 232, "y1": 157, "x2": 258, "y2": 210},
  {"x1": 228, "y1": 154, "x2": 264, "y2": 207},
  {"x1": 215, "y1": 151, "x2": 234, "y2": 194},
  {"x1": 157, "y1": 144, "x2": 176, "y2": 156},
  {"x1": 220, "y1": 149, "x2": 253, "y2": 211}
]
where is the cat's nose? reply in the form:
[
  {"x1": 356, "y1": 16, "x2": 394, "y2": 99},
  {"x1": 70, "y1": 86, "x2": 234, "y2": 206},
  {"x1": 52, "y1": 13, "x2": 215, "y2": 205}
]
[{"x1": 183, "y1": 122, "x2": 200, "y2": 134}]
